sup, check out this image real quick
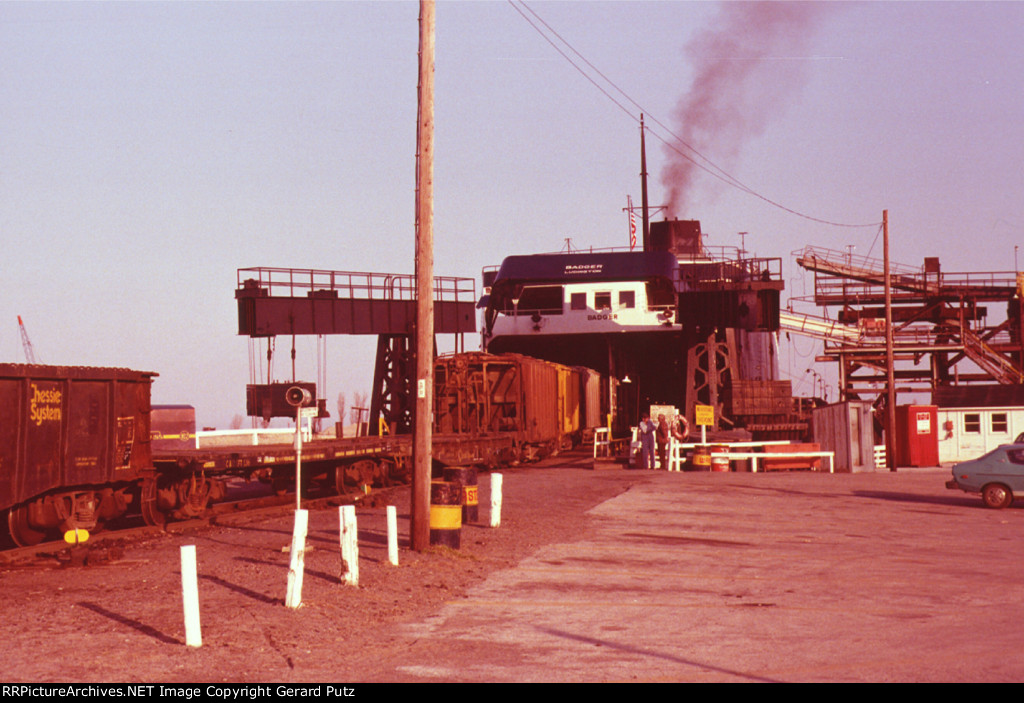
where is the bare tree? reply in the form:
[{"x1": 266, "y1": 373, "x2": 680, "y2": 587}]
[
  {"x1": 230, "y1": 414, "x2": 245, "y2": 430},
  {"x1": 351, "y1": 391, "x2": 369, "y2": 434}
]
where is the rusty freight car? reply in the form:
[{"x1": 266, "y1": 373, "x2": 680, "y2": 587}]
[
  {"x1": 433, "y1": 352, "x2": 603, "y2": 461},
  {"x1": 0, "y1": 364, "x2": 156, "y2": 546},
  {"x1": 2, "y1": 353, "x2": 605, "y2": 548}
]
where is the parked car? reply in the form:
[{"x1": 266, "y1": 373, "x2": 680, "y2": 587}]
[{"x1": 947, "y1": 444, "x2": 1024, "y2": 508}]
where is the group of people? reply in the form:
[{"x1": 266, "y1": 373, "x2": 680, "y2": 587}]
[{"x1": 638, "y1": 411, "x2": 690, "y2": 470}]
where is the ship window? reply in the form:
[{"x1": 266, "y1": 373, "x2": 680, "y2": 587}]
[
  {"x1": 992, "y1": 413, "x2": 1009, "y2": 433},
  {"x1": 964, "y1": 413, "x2": 981, "y2": 434},
  {"x1": 619, "y1": 290, "x2": 635, "y2": 309},
  {"x1": 570, "y1": 292, "x2": 587, "y2": 310},
  {"x1": 646, "y1": 281, "x2": 675, "y2": 308},
  {"x1": 516, "y1": 286, "x2": 563, "y2": 315},
  {"x1": 595, "y1": 292, "x2": 612, "y2": 311}
]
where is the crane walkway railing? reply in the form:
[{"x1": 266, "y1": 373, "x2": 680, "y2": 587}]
[
  {"x1": 959, "y1": 326, "x2": 1024, "y2": 384},
  {"x1": 237, "y1": 267, "x2": 476, "y2": 303},
  {"x1": 795, "y1": 246, "x2": 1019, "y2": 299}
]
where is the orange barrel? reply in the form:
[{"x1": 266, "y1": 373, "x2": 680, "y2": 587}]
[
  {"x1": 430, "y1": 480, "x2": 462, "y2": 549},
  {"x1": 711, "y1": 445, "x2": 730, "y2": 472},
  {"x1": 689, "y1": 445, "x2": 711, "y2": 471},
  {"x1": 443, "y1": 466, "x2": 479, "y2": 524}
]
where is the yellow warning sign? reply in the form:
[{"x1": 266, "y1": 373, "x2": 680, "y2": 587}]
[{"x1": 695, "y1": 404, "x2": 715, "y2": 426}]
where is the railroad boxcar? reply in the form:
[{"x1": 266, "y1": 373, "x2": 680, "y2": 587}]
[
  {"x1": 0, "y1": 364, "x2": 156, "y2": 546},
  {"x1": 575, "y1": 366, "x2": 603, "y2": 434},
  {"x1": 433, "y1": 352, "x2": 600, "y2": 461}
]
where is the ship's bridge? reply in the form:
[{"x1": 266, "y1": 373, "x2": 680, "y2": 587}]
[{"x1": 482, "y1": 251, "x2": 679, "y2": 341}]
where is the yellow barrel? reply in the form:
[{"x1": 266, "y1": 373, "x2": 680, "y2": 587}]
[
  {"x1": 690, "y1": 445, "x2": 711, "y2": 471},
  {"x1": 430, "y1": 480, "x2": 462, "y2": 549}
]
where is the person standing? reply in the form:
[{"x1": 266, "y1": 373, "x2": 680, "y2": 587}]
[
  {"x1": 639, "y1": 413, "x2": 656, "y2": 469},
  {"x1": 656, "y1": 413, "x2": 670, "y2": 470}
]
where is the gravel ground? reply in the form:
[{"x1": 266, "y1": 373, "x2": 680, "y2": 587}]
[{"x1": 0, "y1": 455, "x2": 644, "y2": 682}]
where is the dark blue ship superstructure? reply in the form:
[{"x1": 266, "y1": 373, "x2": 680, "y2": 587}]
[{"x1": 481, "y1": 220, "x2": 794, "y2": 436}]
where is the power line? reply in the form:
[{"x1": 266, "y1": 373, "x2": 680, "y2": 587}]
[{"x1": 509, "y1": 0, "x2": 881, "y2": 229}]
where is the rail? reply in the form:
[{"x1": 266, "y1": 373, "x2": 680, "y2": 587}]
[
  {"x1": 960, "y1": 326, "x2": 1024, "y2": 383},
  {"x1": 874, "y1": 445, "x2": 887, "y2": 470},
  {"x1": 237, "y1": 267, "x2": 476, "y2": 303},
  {"x1": 665, "y1": 440, "x2": 791, "y2": 472},
  {"x1": 677, "y1": 256, "x2": 783, "y2": 288},
  {"x1": 713, "y1": 450, "x2": 835, "y2": 474},
  {"x1": 795, "y1": 245, "x2": 922, "y2": 280},
  {"x1": 795, "y1": 246, "x2": 1019, "y2": 300},
  {"x1": 593, "y1": 427, "x2": 629, "y2": 460},
  {"x1": 812, "y1": 276, "x2": 1019, "y2": 303}
]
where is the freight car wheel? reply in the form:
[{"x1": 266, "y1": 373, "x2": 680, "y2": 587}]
[
  {"x1": 272, "y1": 476, "x2": 291, "y2": 497},
  {"x1": 335, "y1": 460, "x2": 377, "y2": 494},
  {"x1": 140, "y1": 479, "x2": 166, "y2": 528},
  {"x1": 7, "y1": 506, "x2": 46, "y2": 547},
  {"x1": 386, "y1": 456, "x2": 411, "y2": 484},
  {"x1": 140, "y1": 474, "x2": 225, "y2": 524}
]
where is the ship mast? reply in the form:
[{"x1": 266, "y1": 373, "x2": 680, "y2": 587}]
[{"x1": 640, "y1": 114, "x2": 650, "y2": 251}]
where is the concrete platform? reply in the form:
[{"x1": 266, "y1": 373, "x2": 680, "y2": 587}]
[{"x1": 381, "y1": 468, "x2": 1024, "y2": 682}]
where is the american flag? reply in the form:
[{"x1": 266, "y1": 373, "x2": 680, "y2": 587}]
[{"x1": 627, "y1": 195, "x2": 636, "y2": 250}]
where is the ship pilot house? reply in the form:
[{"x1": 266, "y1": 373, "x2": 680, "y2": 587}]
[{"x1": 480, "y1": 220, "x2": 789, "y2": 436}]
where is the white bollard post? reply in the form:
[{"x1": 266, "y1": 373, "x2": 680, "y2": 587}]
[
  {"x1": 339, "y1": 505, "x2": 359, "y2": 587},
  {"x1": 180, "y1": 545, "x2": 202, "y2": 647},
  {"x1": 285, "y1": 509, "x2": 308, "y2": 609},
  {"x1": 490, "y1": 473, "x2": 503, "y2": 528},
  {"x1": 386, "y1": 505, "x2": 399, "y2": 566}
]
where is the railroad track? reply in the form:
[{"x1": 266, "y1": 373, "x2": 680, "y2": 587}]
[{"x1": 0, "y1": 483, "x2": 407, "y2": 568}]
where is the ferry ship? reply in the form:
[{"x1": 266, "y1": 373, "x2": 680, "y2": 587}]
[{"x1": 480, "y1": 219, "x2": 792, "y2": 436}]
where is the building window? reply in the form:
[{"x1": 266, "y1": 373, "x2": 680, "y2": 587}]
[
  {"x1": 619, "y1": 290, "x2": 635, "y2": 309},
  {"x1": 595, "y1": 292, "x2": 612, "y2": 311},
  {"x1": 964, "y1": 413, "x2": 981, "y2": 434},
  {"x1": 992, "y1": 413, "x2": 1009, "y2": 433},
  {"x1": 570, "y1": 292, "x2": 587, "y2": 310}
]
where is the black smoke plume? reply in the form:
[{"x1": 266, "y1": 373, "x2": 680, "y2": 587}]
[{"x1": 661, "y1": 2, "x2": 835, "y2": 217}]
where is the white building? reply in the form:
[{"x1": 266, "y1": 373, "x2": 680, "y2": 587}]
[{"x1": 934, "y1": 386, "x2": 1024, "y2": 463}]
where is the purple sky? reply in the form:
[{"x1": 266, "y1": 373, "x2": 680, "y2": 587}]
[{"x1": 2, "y1": 1, "x2": 1021, "y2": 425}]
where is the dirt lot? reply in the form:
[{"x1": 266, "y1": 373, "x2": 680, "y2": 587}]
[
  {"x1": 0, "y1": 454, "x2": 640, "y2": 682},
  {"x1": 1, "y1": 458, "x2": 1019, "y2": 682}
]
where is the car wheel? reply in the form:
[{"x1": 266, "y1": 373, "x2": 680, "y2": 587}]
[{"x1": 982, "y1": 483, "x2": 1013, "y2": 509}]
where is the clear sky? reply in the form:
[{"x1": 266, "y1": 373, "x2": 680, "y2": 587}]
[{"x1": 3, "y1": 1, "x2": 1022, "y2": 427}]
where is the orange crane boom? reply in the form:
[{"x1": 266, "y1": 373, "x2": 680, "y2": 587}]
[{"x1": 17, "y1": 315, "x2": 37, "y2": 364}]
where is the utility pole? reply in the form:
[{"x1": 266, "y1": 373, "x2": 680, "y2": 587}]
[
  {"x1": 411, "y1": 0, "x2": 435, "y2": 551},
  {"x1": 883, "y1": 210, "x2": 897, "y2": 471}
]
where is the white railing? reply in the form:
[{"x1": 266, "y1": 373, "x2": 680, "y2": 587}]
[
  {"x1": 874, "y1": 445, "x2": 887, "y2": 470},
  {"x1": 195, "y1": 427, "x2": 311, "y2": 449}
]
